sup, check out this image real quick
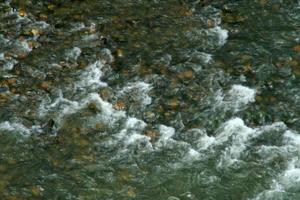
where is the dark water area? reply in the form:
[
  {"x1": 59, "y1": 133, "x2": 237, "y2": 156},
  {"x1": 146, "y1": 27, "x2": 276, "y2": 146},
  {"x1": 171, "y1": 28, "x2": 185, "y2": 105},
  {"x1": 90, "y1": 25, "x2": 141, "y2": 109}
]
[{"x1": 0, "y1": 0, "x2": 300, "y2": 199}]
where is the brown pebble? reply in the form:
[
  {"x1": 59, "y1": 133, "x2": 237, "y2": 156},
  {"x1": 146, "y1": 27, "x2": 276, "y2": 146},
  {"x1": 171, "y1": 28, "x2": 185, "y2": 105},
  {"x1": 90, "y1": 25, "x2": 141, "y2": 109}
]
[
  {"x1": 18, "y1": 53, "x2": 28, "y2": 59},
  {"x1": 293, "y1": 68, "x2": 300, "y2": 77},
  {"x1": 47, "y1": 4, "x2": 56, "y2": 11},
  {"x1": 87, "y1": 102, "x2": 101, "y2": 112},
  {"x1": 18, "y1": 36, "x2": 26, "y2": 42},
  {"x1": 32, "y1": 186, "x2": 43, "y2": 196},
  {"x1": 9, "y1": 88, "x2": 17, "y2": 94},
  {"x1": 39, "y1": 14, "x2": 48, "y2": 21},
  {"x1": 31, "y1": 28, "x2": 40, "y2": 36},
  {"x1": 167, "y1": 99, "x2": 180, "y2": 109},
  {"x1": 144, "y1": 130, "x2": 158, "y2": 142},
  {"x1": 116, "y1": 49, "x2": 124, "y2": 58},
  {"x1": 6, "y1": 79, "x2": 16, "y2": 85},
  {"x1": 113, "y1": 101, "x2": 126, "y2": 110},
  {"x1": 127, "y1": 187, "x2": 136, "y2": 198},
  {"x1": 40, "y1": 81, "x2": 51, "y2": 90},
  {"x1": 293, "y1": 45, "x2": 300, "y2": 52},
  {"x1": 178, "y1": 70, "x2": 195, "y2": 79},
  {"x1": 73, "y1": 14, "x2": 85, "y2": 21},
  {"x1": 19, "y1": 9, "x2": 27, "y2": 17},
  {"x1": 99, "y1": 88, "x2": 112, "y2": 101},
  {"x1": 95, "y1": 122, "x2": 105, "y2": 131},
  {"x1": 255, "y1": 95, "x2": 263, "y2": 102},
  {"x1": 207, "y1": 19, "x2": 216, "y2": 28},
  {"x1": 260, "y1": 0, "x2": 268, "y2": 6},
  {"x1": 78, "y1": 139, "x2": 89, "y2": 147}
]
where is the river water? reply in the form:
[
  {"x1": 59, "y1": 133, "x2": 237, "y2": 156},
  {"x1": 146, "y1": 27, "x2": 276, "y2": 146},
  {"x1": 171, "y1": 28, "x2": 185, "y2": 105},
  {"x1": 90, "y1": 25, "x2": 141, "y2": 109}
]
[{"x1": 0, "y1": 0, "x2": 300, "y2": 199}]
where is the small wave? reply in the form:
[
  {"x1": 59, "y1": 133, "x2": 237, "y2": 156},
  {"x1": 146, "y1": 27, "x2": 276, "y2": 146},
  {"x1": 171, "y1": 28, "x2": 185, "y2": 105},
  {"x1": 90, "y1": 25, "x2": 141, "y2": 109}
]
[
  {"x1": 215, "y1": 84, "x2": 256, "y2": 113},
  {"x1": 0, "y1": 121, "x2": 31, "y2": 135},
  {"x1": 252, "y1": 130, "x2": 300, "y2": 200},
  {"x1": 66, "y1": 47, "x2": 82, "y2": 62},
  {"x1": 117, "y1": 81, "x2": 153, "y2": 107},
  {"x1": 75, "y1": 60, "x2": 108, "y2": 91}
]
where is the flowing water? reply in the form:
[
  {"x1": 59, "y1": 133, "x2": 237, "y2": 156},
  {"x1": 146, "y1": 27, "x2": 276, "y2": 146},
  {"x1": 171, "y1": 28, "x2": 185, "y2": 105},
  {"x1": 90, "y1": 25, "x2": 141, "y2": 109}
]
[{"x1": 0, "y1": 0, "x2": 300, "y2": 199}]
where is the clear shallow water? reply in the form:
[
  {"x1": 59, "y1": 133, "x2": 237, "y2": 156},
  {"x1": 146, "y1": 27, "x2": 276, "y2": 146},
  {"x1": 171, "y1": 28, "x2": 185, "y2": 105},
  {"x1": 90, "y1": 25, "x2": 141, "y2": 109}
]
[{"x1": 0, "y1": 0, "x2": 300, "y2": 199}]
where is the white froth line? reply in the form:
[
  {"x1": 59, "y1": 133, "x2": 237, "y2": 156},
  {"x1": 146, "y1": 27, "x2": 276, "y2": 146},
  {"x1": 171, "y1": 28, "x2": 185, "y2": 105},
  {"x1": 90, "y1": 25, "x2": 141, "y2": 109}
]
[
  {"x1": 156, "y1": 125, "x2": 175, "y2": 147},
  {"x1": 20, "y1": 41, "x2": 33, "y2": 52},
  {"x1": 39, "y1": 92, "x2": 126, "y2": 129},
  {"x1": 228, "y1": 84, "x2": 256, "y2": 104},
  {"x1": 0, "y1": 53, "x2": 4, "y2": 60},
  {"x1": 118, "y1": 81, "x2": 153, "y2": 106},
  {"x1": 66, "y1": 47, "x2": 81, "y2": 61},
  {"x1": 251, "y1": 127, "x2": 300, "y2": 200},
  {"x1": 107, "y1": 117, "x2": 153, "y2": 154},
  {"x1": 75, "y1": 60, "x2": 108, "y2": 90},
  {"x1": 35, "y1": 21, "x2": 50, "y2": 29},
  {"x1": 215, "y1": 117, "x2": 254, "y2": 143},
  {"x1": 215, "y1": 118, "x2": 292, "y2": 168},
  {"x1": 71, "y1": 22, "x2": 86, "y2": 32},
  {"x1": 252, "y1": 181, "x2": 285, "y2": 200},
  {"x1": 215, "y1": 118, "x2": 258, "y2": 168},
  {"x1": 201, "y1": 52, "x2": 213, "y2": 63},
  {"x1": 283, "y1": 130, "x2": 300, "y2": 146},
  {"x1": 208, "y1": 26, "x2": 229, "y2": 46},
  {"x1": 119, "y1": 82, "x2": 152, "y2": 94},
  {"x1": 216, "y1": 84, "x2": 256, "y2": 113},
  {"x1": 0, "y1": 121, "x2": 30, "y2": 135},
  {"x1": 125, "y1": 117, "x2": 147, "y2": 130},
  {"x1": 197, "y1": 134, "x2": 216, "y2": 150},
  {"x1": 185, "y1": 148, "x2": 201, "y2": 161}
]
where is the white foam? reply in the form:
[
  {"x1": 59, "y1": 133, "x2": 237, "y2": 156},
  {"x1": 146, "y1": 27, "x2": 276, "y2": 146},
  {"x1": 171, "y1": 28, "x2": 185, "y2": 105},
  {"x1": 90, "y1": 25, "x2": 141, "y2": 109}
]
[
  {"x1": 283, "y1": 130, "x2": 300, "y2": 146},
  {"x1": 280, "y1": 160, "x2": 300, "y2": 189},
  {"x1": 253, "y1": 182, "x2": 285, "y2": 200},
  {"x1": 0, "y1": 53, "x2": 4, "y2": 60},
  {"x1": 218, "y1": 84, "x2": 256, "y2": 112},
  {"x1": 118, "y1": 81, "x2": 152, "y2": 107},
  {"x1": 122, "y1": 118, "x2": 149, "y2": 146},
  {"x1": 39, "y1": 92, "x2": 125, "y2": 129},
  {"x1": 253, "y1": 160, "x2": 300, "y2": 200},
  {"x1": 184, "y1": 148, "x2": 201, "y2": 161},
  {"x1": 256, "y1": 145, "x2": 287, "y2": 164},
  {"x1": 71, "y1": 22, "x2": 86, "y2": 32},
  {"x1": 75, "y1": 60, "x2": 107, "y2": 90},
  {"x1": 216, "y1": 118, "x2": 254, "y2": 143},
  {"x1": 0, "y1": 121, "x2": 30, "y2": 135},
  {"x1": 34, "y1": 21, "x2": 50, "y2": 29},
  {"x1": 216, "y1": 118, "x2": 256, "y2": 167},
  {"x1": 156, "y1": 125, "x2": 175, "y2": 148},
  {"x1": 197, "y1": 134, "x2": 216, "y2": 150},
  {"x1": 199, "y1": 52, "x2": 213, "y2": 64},
  {"x1": 105, "y1": 117, "x2": 152, "y2": 155},
  {"x1": 208, "y1": 26, "x2": 228, "y2": 46},
  {"x1": 66, "y1": 47, "x2": 81, "y2": 61},
  {"x1": 100, "y1": 48, "x2": 114, "y2": 64},
  {"x1": 20, "y1": 40, "x2": 33, "y2": 53},
  {"x1": 3, "y1": 59, "x2": 18, "y2": 71},
  {"x1": 125, "y1": 117, "x2": 147, "y2": 130},
  {"x1": 82, "y1": 33, "x2": 99, "y2": 41},
  {"x1": 252, "y1": 128, "x2": 300, "y2": 199},
  {"x1": 228, "y1": 84, "x2": 256, "y2": 109}
]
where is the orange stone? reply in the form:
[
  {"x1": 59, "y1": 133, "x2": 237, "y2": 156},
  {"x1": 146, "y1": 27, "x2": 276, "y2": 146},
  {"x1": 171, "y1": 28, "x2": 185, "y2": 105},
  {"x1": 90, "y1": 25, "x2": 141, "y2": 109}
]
[
  {"x1": 113, "y1": 101, "x2": 126, "y2": 110},
  {"x1": 293, "y1": 45, "x2": 300, "y2": 52},
  {"x1": 6, "y1": 79, "x2": 16, "y2": 85},
  {"x1": 40, "y1": 81, "x2": 51, "y2": 90}
]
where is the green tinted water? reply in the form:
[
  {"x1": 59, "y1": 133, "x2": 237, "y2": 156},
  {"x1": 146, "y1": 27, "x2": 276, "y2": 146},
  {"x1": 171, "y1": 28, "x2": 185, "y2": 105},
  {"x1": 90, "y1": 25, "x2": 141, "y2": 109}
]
[{"x1": 0, "y1": 0, "x2": 300, "y2": 199}]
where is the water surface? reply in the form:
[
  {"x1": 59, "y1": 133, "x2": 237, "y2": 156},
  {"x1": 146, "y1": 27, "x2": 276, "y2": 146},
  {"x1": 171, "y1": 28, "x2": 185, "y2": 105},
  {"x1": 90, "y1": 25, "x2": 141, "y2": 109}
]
[{"x1": 0, "y1": 0, "x2": 300, "y2": 199}]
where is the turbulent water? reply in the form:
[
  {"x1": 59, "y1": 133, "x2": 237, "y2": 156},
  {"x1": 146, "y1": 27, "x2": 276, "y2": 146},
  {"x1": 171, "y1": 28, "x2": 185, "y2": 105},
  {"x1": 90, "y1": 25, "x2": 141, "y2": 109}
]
[{"x1": 0, "y1": 0, "x2": 300, "y2": 199}]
